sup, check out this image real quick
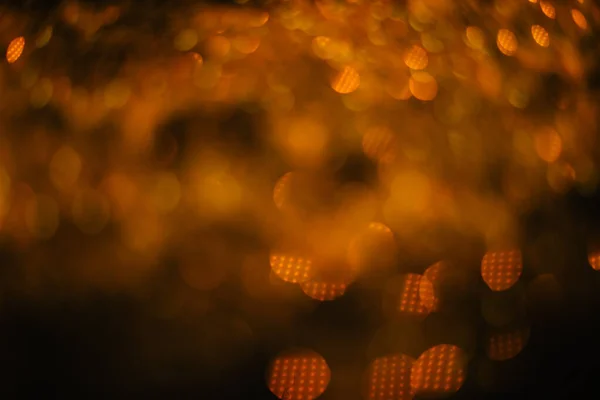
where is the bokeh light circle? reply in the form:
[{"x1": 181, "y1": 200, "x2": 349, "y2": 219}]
[
  {"x1": 486, "y1": 327, "x2": 530, "y2": 361},
  {"x1": 270, "y1": 252, "x2": 314, "y2": 284},
  {"x1": 365, "y1": 353, "x2": 415, "y2": 400},
  {"x1": 410, "y1": 344, "x2": 467, "y2": 397},
  {"x1": 481, "y1": 250, "x2": 523, "y2": 291},
  {"x1": 266, "y1": 349, "x2": 331, "y2": 400}
]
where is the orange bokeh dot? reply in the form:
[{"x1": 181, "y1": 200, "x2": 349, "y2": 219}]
[
  {"x1": 266, "y1": 349, "x2": 331, "y2": 400},
  {"x1": 588, "y1": 251, "x2": 600, "y2": 270},
  {"x1": 270, "y1": 252, "x2": 314, "y2": 283},
  {"x1": 486, "y1": 327, "x2": 530, "y2": 361},
  {"x1": 534, "y1": 127, "x2": 562, "y2": 163},
  {"x1": 481, "y1": 250, "x2": 523, "y2": 291},
  {"x1": 571, "y1": 9, "x2": 588, "y2": 30},
  {"x1": 365, "y1": 354, "x2": 415, "y2": 400},
  {"x1": 404, "y1": 45, "x2": 428, "y2": 70},
  {"x1": 398, "y1": 273, "x2": 430, "y2": 317},
  {"x1": 540, "y1": 1, "x2": 556, "y2": 19},
  {"x1": 410, "y1": 344, "x2": 467, "y2": 396},
  {"x1": 409, "y1": 72, "x2": 438, "y2": 101},
  {"x1": 300, "y1": 279, "x2": 347, "y2": 301},
  {"x1": 419, "y1": 261, "x2": 447, "y2": 312},
  {"x1": 348, "y1": 222, "x2": 396, "y2": 273},
  {"x1": 362, "y1": 126, "x2": 396, "y2": 163},
  {"x1": 6, "y1": 36, "x2": 25, "y2": 64},
  {"x1": 497, "y1": 29, "x2": 518, "y2": 56},
  {"x1": 273, "y1": 172, "x2": 293, "y2": 210},
  {"x1": 331, "y1": 66, "x2": 360, "y2": 94},
  {"x1": 531, "y1": 25, "x2": 549, "y2": 47}
]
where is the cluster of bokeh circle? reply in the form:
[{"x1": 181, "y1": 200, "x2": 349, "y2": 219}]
[{"x1": 261, "y1": 0, "x2": 600, "y2": 397}]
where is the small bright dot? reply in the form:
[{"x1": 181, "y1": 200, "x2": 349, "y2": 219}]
[
  {"x1": 540, "y1": 1, "x2": 556, "y2": 19},
  {"x1": 404, "y1": 45, "x2": 428, "y2": 70},
  {"x1": 497, "y1": 29, "x2": 517, "y2": 56},
  {"x1": 409, "y1": 71, "x2": 437, "y2": 101},
  {"x1": 571, "y1": 9, "x2": 588, "y2": 30},
  {"x1": 270, "y1": 252, "x2": 314, "y2": 284},
  {"x1": 531, "y1": 25, "x2": 549, "y2": 47},
  {"x1": 481, "y1": 249, "x2": 522, "y2": 291},
  {"x1": 411, "y1": 345, "x2": 467, "y2": 396},
  {"x1": 331, "y1": 66, "x2": 360, "y2": 94},
  {"x1": 267, "y1": 349, "x2": 330, "y2": 400},
  {"x1": 6, "y1": 36, "x2": 25, "y2": 64}
]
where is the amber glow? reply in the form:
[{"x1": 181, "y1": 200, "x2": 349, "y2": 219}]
[
  {"x1": 534, "y1": 127, "x2": 562, "y2": 163},
  {"x1": 481, "y1": 250, "x2": 523, "y2": 291},
  {"x1": 572, "y1": 9, "x2": 588, "y2": 30},
  {"x1": 267, "y1": 349, "x2": 331, "y2": 400},
  {"x1": 588, "y1": 251, "x2": 600, "y2": 271},
  {"x1": 419, "y1": 261, "x2": 446, "y2": 311},
  {"x1": 410, "y1": 345, "x2": 467, "y2": 395}
]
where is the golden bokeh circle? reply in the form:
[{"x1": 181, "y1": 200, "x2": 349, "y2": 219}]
[
  {"x1": 410, "y1": 344, "x2": 467, "y2": 396},
  {"x1": 266, "y1": 349, "x2": 331, "y2": 400},
  {"x1": 481, "y1": 250, "x2": 523, "y2": 292}
]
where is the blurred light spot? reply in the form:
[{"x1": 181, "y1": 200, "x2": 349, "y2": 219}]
[
  {"x1": 102, "y1": 173, "x2": 137, "y2": 220},
  {"x1": 588, "y1": 251, "x2": 600, "y2": 270},
  {"x1": 6, "y1": 36, "x2": 25, "y2": 64},
  {"x1": 572, "y1": 9, "x2": 588, "y2": 30},
  {"x1": 194, "y1": 61, "x2": 222, "y2": 89},
  {"x1": 404, "y1": 45, "x2": 428, "y2": 70},
  {"x1": 348, "y1": 222, "x2": 396, "y2": 274},
  {"x1": 410, "y1": 345, "x2": 467, "y2": 396},
  {"x1": 30, "y1": 78, "x2": 53, "y2": 108},
  {"x1": 481, "y1": 250, "x2": 522, "y2": 291},
  {"x1": 331, "y1": 66, "x2": 360, "y2": 94},
  {"x1": 270, "y1": 252, "x2": 313, "y2": 283},
  {"x1": 232, "y1": 34, "x2": 260, "y2": 54},
  {"x1": 465, "y1": 26, "x2": 485, "y2": 50},
  {"x1": 312, "y1": 36, "x2": 334, "y2": 60},
  {"x1": 365, "y1": 353, "x2": 414, "y2": 400},
  {"x1": 534, "y1": 127, "x2": 562, "y2": 163},
  {"x1": 409, "y1": 71, "x2": 437, "y2": 101},
  {"x1": 362, "y1": 126, "x2": 396, "y2": 162},
  {"x1": 386, "y1": 73, "x2": 412, "y2": 100},
  {"x1": 174, "y1": 29, "x2": 198, "y2": 51},
  {"x1": 390, "y1": 170, "x2": 433, "y2": 214},
  {"x1": 24, "y1": 194, "x2": 59, "y2": 240},
  {"x1": 205, "y1": 35, "x2": 231, "y2": 59},
  {"x1": 497, "y1": 29, "x2": 517, "y2": 56},
  {"x1": 547, "y1": 161, "x2": 576, "y2": 193},
  {"x1": 104, "y1": 79, "x2": 131, "y2": 108},
  {"x1": 419, "y1": 261, "x2": 446, "y2": 312},
  {"x1": 540, "y1": 1, "x2": 556, "y2": 19},
  {"x1": 300, "y1": 280, "x2": 347, "y2": 301},
  {"x1": 49, "y1": 145, "x2": 82, "y2": 192},
  {"x1": 72, "y1": 189, "x2": 110, "y2": 235},
  {"x1": 531, "y1": 25, "x2": 549, "y2": 47},
  {"x1": 151, "y1": 172, "x2": 180, "y2": 213},
  {"x1": 35, "y1": 26, "x2": 53, "y2": 48},
  {"x1": 273, "y1": 172, "x2": 293, "y2": 210},
  {"x1": 267, "y1": 349, "x2": 331, "y2": 400},
  {"x1": 398, "y1": 273, "x2": 430, "y2": 317},
  {"x1": 283, "y1": 118, "x2": 328, "y2": 168},
  {"x1": 486, "y1": 327, "x2": 530, "y2": 361}
]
